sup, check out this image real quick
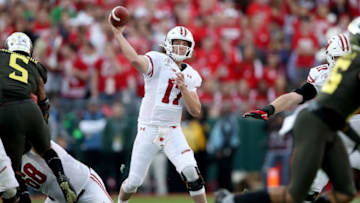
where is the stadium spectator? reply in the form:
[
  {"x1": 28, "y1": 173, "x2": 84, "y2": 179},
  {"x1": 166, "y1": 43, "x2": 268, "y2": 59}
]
[
  {"x1": 207, "y1": 102, "x2": 240, "y2": 191},
  {"x1": 1, "y1": 0, "x2": 359, "y2": 199}
]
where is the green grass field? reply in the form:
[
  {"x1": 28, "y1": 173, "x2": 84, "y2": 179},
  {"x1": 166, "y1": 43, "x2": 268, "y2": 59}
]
[
  {"x1": 26, "y1": 195, "x2": 360, "y2": 203},
  {"x1": 30, "y1": 194, "x2": 215, "y2": 203}
]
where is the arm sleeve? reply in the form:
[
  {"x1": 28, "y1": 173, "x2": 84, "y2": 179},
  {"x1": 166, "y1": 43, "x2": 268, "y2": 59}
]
[{"x1": 293, "y1": 82, "x2": 318, "y2": 104}]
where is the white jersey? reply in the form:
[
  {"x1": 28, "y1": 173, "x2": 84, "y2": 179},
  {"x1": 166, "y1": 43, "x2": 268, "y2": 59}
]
[
  {"x1": 280, "y1": 63, "x2": 332, "y2": 135},
  {"x1": 21, "y1": 141, "x2": 90, "y2": 201},
  {"x1": 278, "y1": 63, "x2": 360, "y2": 195},
  {"x1": 138, "y1": 51, "x2": 202, "y2": 126},
  {"x1": 306, "y1": 64, "x2": 332, "y2": 92}
]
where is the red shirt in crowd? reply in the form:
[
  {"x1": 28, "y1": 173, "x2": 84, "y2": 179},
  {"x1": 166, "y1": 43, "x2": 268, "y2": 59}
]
[
  {"x1": 94, "y1": 57, "x2": 123, "y2": 95},
  {"x1": 194, "y1": 46, "x2": 222, "y2": 79},
  {"x1": 246, "y1": 1, "x2": 272, "y2": 24},
  {"x1": 262, "y1": 67, "x2": 282, "y2": 87},
  {"x1": 292, "y1": 31, "x2": 319, "y2": 68},
  {"x1": 238, "y1": 60, "x2": 258, "y2": 89},
  {"x1": 61, "y1": 57, "x2": 89, "y2": 99},
  {"x1": 251, "y1": 24, "x2": 271, "y2": 50}
]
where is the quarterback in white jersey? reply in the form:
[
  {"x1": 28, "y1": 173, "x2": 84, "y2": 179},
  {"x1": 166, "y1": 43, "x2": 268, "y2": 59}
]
[
  {"x1": 110, "y1": 19, "x2": 207, "y2": 203},
  {"x1": 0, "y1": 138, "x2": 19, "y2": 201},
  {"x1": 244, "y1": 33, "x2": 360, "y2": 201},
  {"x1": 21, "y1": 141, "x2": 112, "y2": 203}
]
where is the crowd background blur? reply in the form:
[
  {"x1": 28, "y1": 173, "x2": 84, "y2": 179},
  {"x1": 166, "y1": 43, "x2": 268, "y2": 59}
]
[{"x1": 1, "y1": 0, "x2": 359, "y2": 195}]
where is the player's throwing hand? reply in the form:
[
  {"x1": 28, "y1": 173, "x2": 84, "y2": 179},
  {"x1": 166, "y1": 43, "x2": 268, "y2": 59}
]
[{"x1": 108, "y1": 15, "x2": 126, "y2": 35}]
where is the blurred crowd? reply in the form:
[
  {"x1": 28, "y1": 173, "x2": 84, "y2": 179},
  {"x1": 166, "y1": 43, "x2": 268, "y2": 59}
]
[{"x1": 1, "y1": 0, "x2": 359, "y2": 195}]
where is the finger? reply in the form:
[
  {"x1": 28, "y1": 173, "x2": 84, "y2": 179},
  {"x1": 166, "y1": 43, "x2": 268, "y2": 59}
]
[
  {"x1": 177, "y1": 74, "x2": 185, "y2": 81},
  {"x1": 108, "y1": 15, "x2": 113, "y2": 26},
  {"x1": 243, "y1": 113, "x2": 255, "y2": 118},
  {"x1": 175, "y1": 76, "x2": 183, "y2": 83},
  {"x1": 176, "y1": 72, "x2": 184, "y2": 78},
  {"x1": 244, "y1": 113, "x2": 261, "y2": 119}
]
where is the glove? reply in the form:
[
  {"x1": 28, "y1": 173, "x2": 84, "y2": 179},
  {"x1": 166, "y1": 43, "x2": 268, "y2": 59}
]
[{"x1": 243, "y1": 105, "x2": 275, "y2": 121}]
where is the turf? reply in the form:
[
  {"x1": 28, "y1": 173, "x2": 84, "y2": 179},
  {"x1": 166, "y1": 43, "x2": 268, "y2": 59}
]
[
  {"x1": 30, "y1": 194, "x2": 215, "y2": 203},
  {"x1": 27, "y1": 195, "x2": 360, "y2": 203}
]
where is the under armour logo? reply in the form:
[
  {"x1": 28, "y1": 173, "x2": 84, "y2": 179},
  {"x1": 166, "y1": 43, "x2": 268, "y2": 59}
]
[{"x1": 187, "y1": 74, "x2": 192, "y2": 79}]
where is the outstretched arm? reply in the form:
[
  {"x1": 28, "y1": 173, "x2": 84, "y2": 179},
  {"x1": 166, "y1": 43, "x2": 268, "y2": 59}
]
[
  {"x1": 109, "y1": 18, "x2": 148, "y2": 74},
  {"x1": 244, "y1": 82, "x2": 317, "y2": 120},
  {"x1": 270, "y1": 92, "x2": 304, "y2": 114}
]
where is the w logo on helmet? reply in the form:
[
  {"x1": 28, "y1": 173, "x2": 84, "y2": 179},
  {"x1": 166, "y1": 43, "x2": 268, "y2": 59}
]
[{"x1": 180, "y1": 27, "x2": 187, "y2": 37}]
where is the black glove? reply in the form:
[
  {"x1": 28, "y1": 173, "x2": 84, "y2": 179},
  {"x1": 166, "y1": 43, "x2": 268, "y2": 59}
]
[
  {"x1": 243, "y1": 105, "x2": 275, "y2": 121},
  {"x1": 38, "y1": 97, "x2": 50, "y2": 123}
]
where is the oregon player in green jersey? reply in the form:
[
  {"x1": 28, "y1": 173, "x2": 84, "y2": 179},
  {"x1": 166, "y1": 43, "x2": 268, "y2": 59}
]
[
  {"x1": 215, "y1": 17, "x2": 360, "y2": 203},
  {"x1": 0, "y1": 32, "x2": 77, "y2": 203}
]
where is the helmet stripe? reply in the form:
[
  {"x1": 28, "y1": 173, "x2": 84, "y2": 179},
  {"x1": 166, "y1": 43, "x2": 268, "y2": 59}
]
[
  {"x1": 180, "y1": 27, "x2": 183, "y2": 36},
  {"x1": 338, "y1": 34, "x2": 345, "y2": 51},
  {"x1": 184, "y1": 27, "x2": 187, "y2": 36},
  {"x1": 342, "y1": 34, "x2": 350, "y2": 52}
]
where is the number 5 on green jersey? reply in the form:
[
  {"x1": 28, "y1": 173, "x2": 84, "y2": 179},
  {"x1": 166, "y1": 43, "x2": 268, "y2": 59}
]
[
  {"x1": 8, "y1": 53, "x2": 29, "y2": 84},
  {"x1": 322, "y1": 53, "x2": 356, "y2": 94}
]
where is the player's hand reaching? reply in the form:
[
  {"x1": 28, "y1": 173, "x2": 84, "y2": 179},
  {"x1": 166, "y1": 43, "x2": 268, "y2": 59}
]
[
  {"x1": 243, "y1": 105, "x2": 275, "y2": 121},
  {"x1": 243, "y1": 109, "x2": 269, "y2": 120}
]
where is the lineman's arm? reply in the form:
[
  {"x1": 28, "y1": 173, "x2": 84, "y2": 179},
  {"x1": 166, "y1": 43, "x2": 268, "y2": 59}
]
[
  {"x1": 109, "y1": 18, "x2": 148, "y2": 74},
  {"x1": 244, "y1": 83, "x2": 317, "y2": 120},
  {"x1": 270, "y1": 92, "x2": 304, "y2": 114}
]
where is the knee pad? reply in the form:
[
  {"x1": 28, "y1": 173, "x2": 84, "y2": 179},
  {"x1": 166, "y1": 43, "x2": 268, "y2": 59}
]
[
  {"x1": 122, "y1": 176, "x2": 143, "y2": 193},
  {"x1": 181, "y1": 166, "x2": 205, "y2": 193}
]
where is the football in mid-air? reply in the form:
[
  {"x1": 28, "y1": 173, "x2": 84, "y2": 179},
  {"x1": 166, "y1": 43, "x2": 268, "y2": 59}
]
[{"x1": 109, "y1": 6, "x2": 129, "y2": 27}]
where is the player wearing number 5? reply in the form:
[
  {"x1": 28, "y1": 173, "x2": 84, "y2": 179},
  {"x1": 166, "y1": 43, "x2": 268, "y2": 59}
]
[
  {"x1": 216, "y1": 18, "x2": 360, "y2": 203},
  {"x1": 110, "y1": 21, "x2": 207, "y2": 203},
  {"x1": 0, "y1": 32, "x2": 77, "y2": 202},
  {"x1": 277, "y1": 18, "x2": 360, "y2": 203}
]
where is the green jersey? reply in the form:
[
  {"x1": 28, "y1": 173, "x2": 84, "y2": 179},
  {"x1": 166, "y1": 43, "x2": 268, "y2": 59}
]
[
  {"x1": 317, "y1": 52, "x2": 360, "y2": 120},
  {"x1": 0, "y1": 49, "x2": 47, "y2": 103}
]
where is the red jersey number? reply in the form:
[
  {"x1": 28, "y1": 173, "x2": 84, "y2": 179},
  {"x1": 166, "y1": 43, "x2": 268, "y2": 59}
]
[
  {"x1": 161, "y1": 79, "x2": 182, "y2": 105},
  {"x1": 22, "y1": 163, "x2": 47, "y2": 189}
]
